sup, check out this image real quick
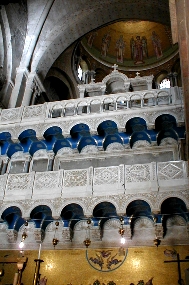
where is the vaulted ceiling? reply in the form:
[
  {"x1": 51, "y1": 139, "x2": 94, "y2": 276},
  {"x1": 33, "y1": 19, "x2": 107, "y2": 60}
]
[{"x1": 1, "y1": 0, "x2": 173, "y2": 81}]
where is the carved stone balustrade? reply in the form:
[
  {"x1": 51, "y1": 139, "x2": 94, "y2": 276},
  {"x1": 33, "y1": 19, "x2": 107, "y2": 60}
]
[
  {"x1": 0, "y1": 160, "x2": 187, "y2": 202},
  {"x1": 93, "y1": 165, "x2": 124, "y2": 196},
  {"x1": 157, "y1": 161, "x2": 189, "y2": 189},
  {"x1": 63, "y1": 167, "x2": 93, "y2": 197},
  {"x1": 4, "y1": 172, "x2": 35, "y2": 201},
  {"x1": 0, "y1": 87, "x2": 184, "y2": 139},
  {"x1": 32, "y1": 170, "x2": 63, "y2": 199}
]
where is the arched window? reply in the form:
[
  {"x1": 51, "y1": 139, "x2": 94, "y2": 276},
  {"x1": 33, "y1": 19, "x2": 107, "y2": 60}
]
[
  {"x1": 159, "y1": 78, "x2": 170, "y2": 89},
  {"x1": 78, "y1": 65, "x2": 82, "y2": 80}
]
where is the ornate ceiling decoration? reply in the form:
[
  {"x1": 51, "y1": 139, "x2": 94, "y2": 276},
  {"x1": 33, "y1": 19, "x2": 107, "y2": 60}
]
[{"x1": 81, "y1": 20, "x2": 178, "y2": 71}]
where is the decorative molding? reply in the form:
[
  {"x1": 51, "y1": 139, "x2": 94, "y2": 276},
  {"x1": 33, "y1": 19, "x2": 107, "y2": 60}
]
[
  {"x1": 158, "y1": 161, "x2": 184, "y2": 180},
  {"x1": 160, "y1": 137, "x2": 178, "y2": 146},
  {"x1": 64, "y1": 169, "x2": 88, "y2": 187},
  {"x1": 134, "y1": 217, "x2": 154, "y2": 228},
  {"x1": 125, "y1": 164, "x2": 151, "y2": 183},
  {"x1": 166, "y1": 215, "x2": 186, "y2": 227},
  {"x1": 80, "y1": 145, "x2": 98, "y2": 154},
  {"x1": 132, "y1": 140, "x2": 151, "y2": 149}
]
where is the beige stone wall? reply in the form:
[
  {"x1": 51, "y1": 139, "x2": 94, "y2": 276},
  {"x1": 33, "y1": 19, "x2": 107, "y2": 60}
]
[{"x1": 1, "y1": 246, "x2": 189, "y2": 285}]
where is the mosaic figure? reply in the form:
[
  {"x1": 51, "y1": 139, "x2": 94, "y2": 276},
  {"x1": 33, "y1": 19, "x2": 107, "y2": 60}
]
[
  {"x1": 133, "y1": 36, "x2": 145, "y2": 64},
  {"x1": 130, "y1": 36, "x2": 135, "y2": 59},
  {"x1": 101, "y1": 32, "x2": 111, "y2": 57},
  {"x1": 87, "y1": 31, "x2": 98, "y2": 48},
  {"x1": 141, "y1": 36, "x2": 148, "y2": 58},
  {"x1": 151, "y1": 31, "x2": 163, "y2": 59},
  {"x1": 115, "y1": 35, "x2": 125, "y2": 63}
]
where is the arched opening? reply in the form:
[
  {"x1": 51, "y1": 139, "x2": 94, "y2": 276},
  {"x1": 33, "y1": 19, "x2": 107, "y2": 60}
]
[{"x1": 44, "y1": 76, "x2": 70, "y2": 102}]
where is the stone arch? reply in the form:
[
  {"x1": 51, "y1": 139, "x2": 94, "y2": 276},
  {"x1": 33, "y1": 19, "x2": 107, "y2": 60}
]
[
  {"x1": 41, "y1": 124, "x2": 64, "y2": 137},
  {"x1": 60, "y1": 203, "x2": 85, "y2": 230},
  {"x1": 125, "y1": 117, "x2": 147, "y2": 133},
  {"x1": 156, "y1": 194, "x2": 189, "y2": 212},
  {"x1": 56, "y1": 200, "x2": 87, "y2": 219},
  {"x1": 44, "y1": 67, "x2": 76, "y2": 101},
  {"x1": 154, "y1": 70, "x2": 169, "y2": 86},
  {"x1": 65, "y1": 120, "x2": 93, "y2": 135},
  {"x1": 91, "y1": 198, "x2": 120, "y2": 217},
  {"x1": 30, "y1": 204, "x2": 53, "y2": 231},
  {"x1": 152, "y1": 111, "x2": 180, "y2": 127},
  {"x1": 124, "y1": 196, "x2": 154, "y2": 213},
  {"x1": 0, "y1": 203, "x2": 26, "y2": 221},
  {"x1": 1, "y1": 206, "x2": 26, "y2": 231},
  {"x1": 25, "y1": 202, "x2": 54, "y2": 221},
  {"x1": 31, "y1": 1, "x2": 170, "y2": 79}
]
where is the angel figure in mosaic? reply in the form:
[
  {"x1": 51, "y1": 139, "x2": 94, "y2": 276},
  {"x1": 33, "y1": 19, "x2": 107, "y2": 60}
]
[
  {"x1": 106, "y1": 253, "x2": 122, "y2": 270},
  {"x1": 89, "y1": 253, "x2": 104, "y2": 270}
]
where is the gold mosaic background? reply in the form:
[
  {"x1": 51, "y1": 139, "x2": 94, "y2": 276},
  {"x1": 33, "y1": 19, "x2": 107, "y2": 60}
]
[
  {"x1": 1, "y1": 246, "x2": 189, "y2": 285},
  {"x1": 84, "y1": 21, "x2": 172, "y2": 59}
]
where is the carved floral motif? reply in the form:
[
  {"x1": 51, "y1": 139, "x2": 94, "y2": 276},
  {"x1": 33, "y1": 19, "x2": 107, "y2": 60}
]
[
  {"x1": 94, "y1": 167, "x2": 119, "y2": 185},
  {"x1": 64, "y1": 169, "x2": 88, "y2": 187},
  {"x1": 125, "y1": 164, "x2": 151, "y2": 183}
]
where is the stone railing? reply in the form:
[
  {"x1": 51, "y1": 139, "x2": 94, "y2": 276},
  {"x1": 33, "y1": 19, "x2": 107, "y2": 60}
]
[
  {"x1": 47, "y1": 87, "x2": 182, "y2": 117},
  {"x1": 0, "y1": 160, "x2": 188, "y2": 202},
  {"x1": 0, "y1": 87, "x2": 182, "y2": 126}
]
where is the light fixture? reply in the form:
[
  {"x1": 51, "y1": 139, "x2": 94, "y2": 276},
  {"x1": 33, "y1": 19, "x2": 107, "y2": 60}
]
[
  {"x1": 153, "y1": 216, "x2": 161, "y2": 247},
  {"x1": 83, "y1": 238, "x2": 91, "y2": 248},
  {"x1": 22, "y1": 232, "x2": 27, "y2": 240},
  {"x1": 119, "y1": 217, "x2": 125, "y2": 244},
  {"x1": 52, "y1": 221, "x2": 59, "y2": 248},
  {"x1": 19, "y1": 241, "x2": 25, "y2": 249},
  {"x1": 19, "y1": 222, "x2": 28, "y2": 249},
  {"x1": 154, "y1": 237, "x2": 161, "y2": 247},
  {"x1": 83, "y1": 219, "x2": 91, "y2": 248}
]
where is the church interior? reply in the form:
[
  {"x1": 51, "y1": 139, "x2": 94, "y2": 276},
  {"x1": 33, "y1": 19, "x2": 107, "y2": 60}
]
[{"x1": 0, "y1": 0, "x2": 188, "y2": 284}]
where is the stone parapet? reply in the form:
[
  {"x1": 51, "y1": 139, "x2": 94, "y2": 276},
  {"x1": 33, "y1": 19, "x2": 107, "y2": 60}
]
[
  {"x1": 0, "y1": 160, "x2": 188, "y2": 203},
  {"x1": 0, "y1": 88, "x2": 184, "y2": 139}
]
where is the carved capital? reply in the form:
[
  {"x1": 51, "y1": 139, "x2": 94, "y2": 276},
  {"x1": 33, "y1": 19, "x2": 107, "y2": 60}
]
[
  {"x1": 34, "y1": 229, "x2": 45, "y2": 243},
  {"x1": 62, "y1": 228, "x2": 73, "y2": 242},
  {"x1": 155, "y1": 224, "x2": 163, "y2": 239},
  {"x1": 7, "y1": 229, "x2": 18, "y2": 243},
  {"x1": 91, "y1": 227, "x2": 102, "y2": 241},
  {"x1": 124, "y1": 225, "x2": 132, "y2": 240}
]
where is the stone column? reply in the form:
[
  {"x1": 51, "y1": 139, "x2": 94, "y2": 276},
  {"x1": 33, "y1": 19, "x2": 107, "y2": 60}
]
[
  {"x1": 77, "y1": 84, "x2": 86, "y2": 98},
  {"x1": 173, "y1": 72, "x2": 178, "y2": 86},
  {"x1": 21, "y1": 72, "x2": 36, "y2": 106},
  {"x1": 168, "y1": 72, "x2": 174, "y2": 87},
  {"x1": 175, "y1": 0, "x2": 189, "y2": 163},
  {"x1": 8, "y1": 68, "x2": 26, "y2": 108}
]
